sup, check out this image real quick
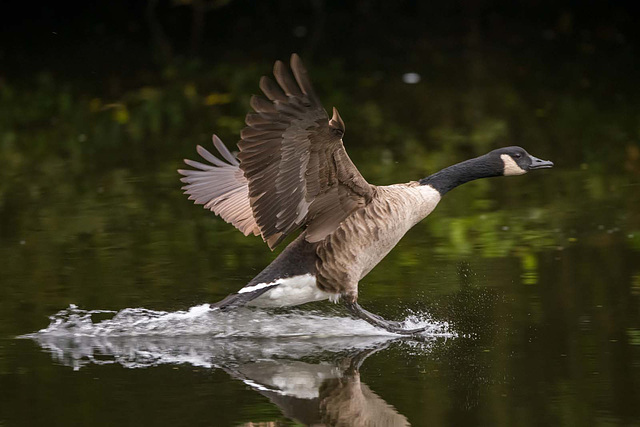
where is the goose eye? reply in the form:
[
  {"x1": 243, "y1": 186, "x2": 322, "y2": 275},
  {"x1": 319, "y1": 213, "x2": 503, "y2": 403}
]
[{"x1": 514, "y1": 153, "x2": 522, "y2": 158}]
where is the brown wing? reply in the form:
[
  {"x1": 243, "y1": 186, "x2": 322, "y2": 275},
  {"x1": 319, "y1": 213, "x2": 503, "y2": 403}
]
[
  {"x1": 178, "y1": 135, "x2": 260, "y2": 237},
  {"x1": 238, "y1": 54, "x2": 375, "y2": 249}
]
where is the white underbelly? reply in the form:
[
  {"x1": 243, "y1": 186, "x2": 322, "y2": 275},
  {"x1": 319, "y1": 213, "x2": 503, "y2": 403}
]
[{"x1": 245, "y1": 274, "x2": 334, "y2": 307}]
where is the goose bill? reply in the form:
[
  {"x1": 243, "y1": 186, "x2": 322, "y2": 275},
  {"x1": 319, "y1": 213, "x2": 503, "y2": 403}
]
[{"x1": 528, "y1": 155, "x2": 554, "y2": 170}]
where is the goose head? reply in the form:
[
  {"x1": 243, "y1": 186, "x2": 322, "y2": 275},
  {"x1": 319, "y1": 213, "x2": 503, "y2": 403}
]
[
  {"x1": 419, "y1": 146, "x2": 554, "y2": 195},
  {"x1": 492, "y1": 146, "x2": 554, "y2": 176}
]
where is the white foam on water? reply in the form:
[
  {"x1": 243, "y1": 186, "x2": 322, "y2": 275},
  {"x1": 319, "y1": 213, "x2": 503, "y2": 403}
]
[
  {"x1": 400, "y1": 310, "x2": 454, "y2": 336},
  {"x1": 22, "y1": 304, "x2": 455, "y2": 339},
  {"x1": 19, "y1": 304, "x2": 456, "y2": 370}
]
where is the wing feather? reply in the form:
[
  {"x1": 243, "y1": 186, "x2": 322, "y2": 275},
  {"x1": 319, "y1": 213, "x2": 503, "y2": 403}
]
[
  {"x1": 259, "y1": 76, "x2": 288, "y2": 102},
  {"x1": 179, "y1": 54, "x2": 374, "y2": 248},
  {"x1": 238, "y1": 54, "x2": 375, "y2": 249},
  {"x1": 178, "y1": 136, "x2": 260, "y2": 237},
  {"x1": 250, "y1": 95, "x2": 278, "y2": 113},
  {"x1": 273, "y1": 60, "x2": 304, "y2": 98}
]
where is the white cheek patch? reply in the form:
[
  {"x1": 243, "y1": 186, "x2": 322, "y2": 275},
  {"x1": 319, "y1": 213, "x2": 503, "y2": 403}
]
[{"x1": 501, "y1": 154, "x2": 527, "y2": 176}]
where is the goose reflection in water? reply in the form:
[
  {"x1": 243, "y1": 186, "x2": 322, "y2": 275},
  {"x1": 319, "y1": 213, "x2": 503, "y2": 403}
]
[
  {"x1": 27, "y1": 331, "x2": 424, "y2": 425},
  {"x1": 227, "y1": 344, "x2": 409, "y2": 427}
]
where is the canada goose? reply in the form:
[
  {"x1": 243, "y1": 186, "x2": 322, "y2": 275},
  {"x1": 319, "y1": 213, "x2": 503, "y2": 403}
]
[
  {"x1": 225, "y1": 344, "x2": 408, "y2": 426},
  {"x1": 179, "y1": 54, "x2": 553, "y2": 334}
]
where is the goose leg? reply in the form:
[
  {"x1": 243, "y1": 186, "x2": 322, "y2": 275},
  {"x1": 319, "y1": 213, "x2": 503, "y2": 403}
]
[{"x1": 343, "y1": 300, "x2": 428, "y2": 335}]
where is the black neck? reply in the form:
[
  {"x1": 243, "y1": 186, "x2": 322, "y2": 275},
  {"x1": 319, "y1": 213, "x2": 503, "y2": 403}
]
[{"x1": 419, "y1": 154, "x2": 502, "y2": 195}]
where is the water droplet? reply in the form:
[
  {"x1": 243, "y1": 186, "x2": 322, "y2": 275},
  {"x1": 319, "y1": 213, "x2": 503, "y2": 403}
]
[{"x1": 402, "y1": 72, "x2": 421, "y2": 84}]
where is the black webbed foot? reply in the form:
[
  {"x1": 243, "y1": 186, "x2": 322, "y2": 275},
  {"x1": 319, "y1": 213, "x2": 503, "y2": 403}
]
[{"x1": 343, "y1": 300, "x2": 428, "y2": 335}]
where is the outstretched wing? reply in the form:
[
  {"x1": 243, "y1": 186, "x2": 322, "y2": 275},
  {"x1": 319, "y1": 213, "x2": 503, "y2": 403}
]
[
  {"x1": 238, "y1": 54, "x2": 375, "y2": 249},
  {"x1": 178, "y1": 135, "x2": 260, "y2": 237}
]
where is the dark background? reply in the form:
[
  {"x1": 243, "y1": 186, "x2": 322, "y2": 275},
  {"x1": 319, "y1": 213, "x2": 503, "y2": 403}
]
[
  {"x1": 2, "y1": 0, "x2": 639, "y2": 184},
  {"x1": 3, "y1": 1, "x2": 637, "y2": 89}
]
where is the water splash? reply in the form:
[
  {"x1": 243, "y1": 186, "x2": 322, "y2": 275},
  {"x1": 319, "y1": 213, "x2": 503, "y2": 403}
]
[
  {"x1": 22, "y1": 304, "x2": 455, "y2": 339},
  {"x1": 20, "y1": 304, "x2": 456, "y2": 370}
]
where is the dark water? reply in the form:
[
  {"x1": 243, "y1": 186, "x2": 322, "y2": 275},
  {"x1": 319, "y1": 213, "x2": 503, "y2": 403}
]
[{"x1": 2, "y1": 38, "x2": 640, "y2": 426}]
